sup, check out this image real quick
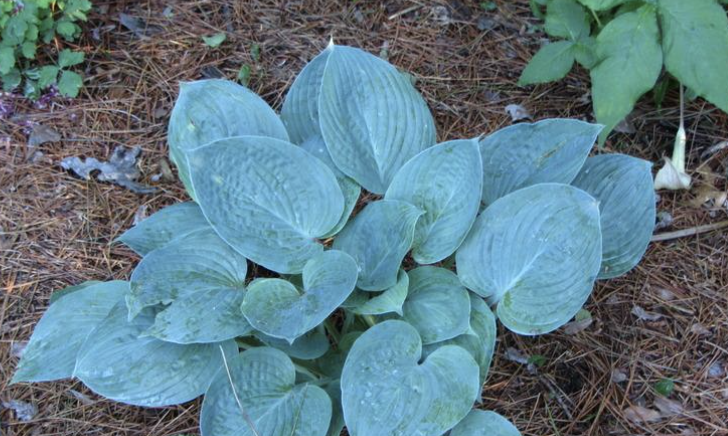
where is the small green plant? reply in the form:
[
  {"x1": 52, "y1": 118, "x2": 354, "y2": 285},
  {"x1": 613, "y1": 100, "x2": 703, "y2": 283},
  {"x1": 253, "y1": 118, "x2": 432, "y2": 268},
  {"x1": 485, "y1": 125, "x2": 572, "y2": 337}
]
[
  {"x1": 520, "y1": 0, "x2": 728, "y2": 144},
  {"x1": 13, "y1": 43, "x2": 656, "y2": 436},
  {"x1": 0, "y1": 0, "x2": 90, "y2": 98}
]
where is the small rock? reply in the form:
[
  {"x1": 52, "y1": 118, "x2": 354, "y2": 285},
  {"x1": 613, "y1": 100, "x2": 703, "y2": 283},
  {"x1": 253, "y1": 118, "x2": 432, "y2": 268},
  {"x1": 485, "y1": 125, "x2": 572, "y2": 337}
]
[
  {"x1": 689, "y1": 323, "x2": 711, "y2": 336},
  {"x1": 708, "y1": 360, "x2": 724, "y2": 378},
  {"x1": 505, "y1": 104, "x2": 531, "y2": 122},
  {"x1": 611, "y1": 368, "x2": 628, "y2": 383}
]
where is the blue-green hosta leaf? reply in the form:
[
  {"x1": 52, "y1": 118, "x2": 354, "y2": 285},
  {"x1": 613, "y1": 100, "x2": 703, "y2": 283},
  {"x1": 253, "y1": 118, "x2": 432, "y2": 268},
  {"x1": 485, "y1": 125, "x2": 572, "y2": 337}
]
[
  {"x1": 423, "y1": 294, "x2": 497, "y2": 387},
  {"x1": 402, "y1": 267, "x2": 471, "y2": 345},
  {"x1": 168, "y1": 79, "x2": 289, "y2": 197},
  {"x1": 349, "y1": 269, "x2": 409, "y2": 316},
  {"x1": 449, "y1": 410, "x2": 522, "y2": 436},
  {"x1": 333, "y1": 200, "x2": 423, "y2": 291},
  {"x1": 116, "y1": 202, "x2": 210, "y2": 255},
  {"x1": 128, "y1": 229, "x2": 251, "y2": 343},
  {"x1": 341, "y1": 320, "x2": 479, "y2": 436},
  {"x1": 281, "y1": 47, "x2": 330, "y2": 144},
  {"x1": 316, "y1": 331, "x2": 363, "y2": 379},
  {"x1": 324, "y1": 381, "x2": 345, "y2": 436},
  {"x1": 11, "y1": 281, "x2": 128, "y2": 383},
  {"x1": 386, "y1": 139, "x2": 483, "y2": 264},
  {"x1": 187, "y1": 136, "x2": 345, "y2": 274},
  {"x1": 478, "y1": 119, "x2": 602, "y2": 206},
  {"x1": 591, "y1": 6, "x2": 662, "y2": 144},
  {"x1": 200, "y1": 347, "x2": 332, "y2": 436},
  {"x1": 256, "y1": 328, "x2": 330, "y2": 360},
  {"x1": 242, "y1": 250, "x2": 358, "y2": 343},
  {"x1": 49, "y1": 280, "x2": 103, "y2": 304},
  {"x1": 572, "y1": 154, "x2": 655, "y2": 279},
  {"x1": 75, "y1": 302, "x2": 236, "y2": 407},
  {"x1": 456, "y1": 184, "x2": 602, "y2": 335},
  {"x1": 319, "y1": 44, "x2": 436, "y2": 194},
  {"x1": 301, "y1": 135, "x2": 361, "y2": 238},
  {"x1": 658, "y1": 0, "x2": 728, "y2": 113}
]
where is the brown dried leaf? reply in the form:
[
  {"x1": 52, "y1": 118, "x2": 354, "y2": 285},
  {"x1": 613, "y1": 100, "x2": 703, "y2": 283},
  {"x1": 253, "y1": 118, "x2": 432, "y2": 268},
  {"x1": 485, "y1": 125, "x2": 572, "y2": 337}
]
[
  {"x1": 623, "y1": 405, "x2": 662, "y2": 423},
  {"x1": 654, "y1": 396, "x2": 684, "y2": 416}
]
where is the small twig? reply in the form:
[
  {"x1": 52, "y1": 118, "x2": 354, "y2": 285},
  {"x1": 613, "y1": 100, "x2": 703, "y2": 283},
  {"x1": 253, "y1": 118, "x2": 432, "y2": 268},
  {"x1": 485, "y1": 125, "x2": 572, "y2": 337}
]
[
  {"x1": 651, "y1": 220, "x2": 728, "y2": 242},
  {"x1": 388, "y1": 5, "x2": 422, "y2": 20},
  {"x1": 219, "y1": 346, "x2": 260, "y2": 436}
]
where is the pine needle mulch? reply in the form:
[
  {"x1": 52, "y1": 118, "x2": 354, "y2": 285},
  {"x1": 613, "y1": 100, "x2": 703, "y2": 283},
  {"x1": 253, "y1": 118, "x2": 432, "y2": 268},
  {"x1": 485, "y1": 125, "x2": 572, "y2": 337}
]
[{"x1": 1, "y1": 1, "x2": 726, "y2": 435}]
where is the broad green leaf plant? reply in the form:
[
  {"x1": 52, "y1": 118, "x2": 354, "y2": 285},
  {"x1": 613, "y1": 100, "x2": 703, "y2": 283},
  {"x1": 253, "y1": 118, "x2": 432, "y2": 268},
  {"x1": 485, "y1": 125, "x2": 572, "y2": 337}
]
[
  {"x1": 520, "y1": 0, "x2": 728, "y2": 144},
  {"x1": 0, "y1": 0, "x2": 91, "y2": 98},
  {"x1": 13, "y1": 42, "x2": 657, "y2": 436}
]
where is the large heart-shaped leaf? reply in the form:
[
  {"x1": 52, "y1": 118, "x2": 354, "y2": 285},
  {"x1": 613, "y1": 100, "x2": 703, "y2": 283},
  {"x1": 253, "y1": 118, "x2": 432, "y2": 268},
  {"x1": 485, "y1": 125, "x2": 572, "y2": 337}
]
[
  {"x1": 449, "y1": 410, "x2": 521, "y2": 436},
  {"x1": 456, "y1": 183, "x2": 602, "y2": 335},
  {"x1": 572, "y1": 154, "x2": 655, "y2": 278},
  {"x1": 75, "y1": 302, "x2": 235, "y2": 407},
  {"x1": 590, "y1": 6, "x2": 662, "y2": 144},
  {"x1": 168, "y1": 80, "x2": 289, "y2": 197},
  {"x1": 12, "y1": 281, "x2": 128, "y2": 383},
  {"x1": 242, "y1": 250, "x2": 358, "y2": 343},
  {"x1": 658, "y1": 0, "x2": 728, "y2": 113},
  {"x1": 187, "y1": 136, "x2": 345, "y2": 273},
  {"x1": 401, "y1": 267, "x2": 471, "y2": 345},
  {"x1": 478, "y1": 119, "x2": 601, "y2": 206},
  {"x1": 200, "y1": 347, "x2": 332, "y2": 436},
  {"x1": 348, "y1": 269, "x2": 409, "y2": 316},
  {"x1": 128, "y1": 229, "x2": 251, "y2": 343},
  {"x1": 386, "y1": 139, "x2": 483, "y2": 264},
  {"x1": 423, "y1": 294, "x2": 497, "y2": 387},
  {"x1": 301, "y1": 135, "x2": 361, "y2": 238},
  {"x1": 319, "y1": 44, "x2": 436, "y2": 194},
  {"x1": 256, "y1": 328, "x2": 330, "y2": 361},
  {"x1": 116, "y1": 202, "x2": 210, "y2": 255},
  {"x1": 341, "y1": 320, "x2": 479, "y2": 436},
  {"x1": 333, "y1": 200, "x2": 423, "y2": 291},
  {"x1": 281, "y1": 46, "x2": 330, "y2": 144}
]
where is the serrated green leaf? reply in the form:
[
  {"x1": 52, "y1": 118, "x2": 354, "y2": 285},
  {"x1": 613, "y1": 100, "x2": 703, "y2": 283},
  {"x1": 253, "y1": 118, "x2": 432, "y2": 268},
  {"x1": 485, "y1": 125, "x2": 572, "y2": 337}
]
[
  {"x1": 319, "y1": 44, "x2": 436, "y2": 194},
  {"x1": 58, "y1": 49, "x2": 84, "y2": 67},
  {"x1": 242, "y1": 250, "x2": 358, "y2": 343},
  {"x1": 55, "y1": 20, "x2": 76, "y2": 39},
  {"x1": 658, "y1": 0, "x2": 728, "y2": 112},
  {"x1": 202, "y1": 32, "x2": 226, "y2": 48},
  {"x1": 450, "y1": 410, "x2": 522, "y2": 436},
  {"x1": 201, "y1": 347, "x2": 332, "y2": 436},
  {"x1": 3, "y1": 15, "x2": 28, "y2": 45},
  {"x1": 128, "y1": 229, "x2": 251, "y2": 343},
  {"x1": 117, "y1": 202, "x2": 210, "y2": 255},
  {"x1": 75, "y1": 302, "x2": 236, "y2": 407},
  {"x1": 457, "y1": 183, "x2": 602, "y2": 335},
  {"x1": 545, "y1": 0, "x2": 590, "y2": 40},
  {"x1": 478, "y1": 119, "x2": 602, "y2": 206},
  {"x1": 401, "y1": 267, "x2": 471, "y2": 345},
  {"x1": 38, "y1": 65, "x2": 59, "y2": 88},
  {"x1": 572, "y1": 154, "x2": 655, "y2": 278},
  {"x1": 1, "y1": 68, "x2": 21, "y2": 91},
  {"x1": 57, "y1": 70, "x2": 83, "y2": 97},
  {"x1": 0, "y1": 46, "x2": 15, "y2": 75},
  {"x1": 333, "y1": 200, "x2": 423, "y2": 291},
  {"x1": 20, "y1": 41, "x2": 36, "y2": 59},
  {"x1": 519, "y1": 40, "x2": 576, "y2": 85},
  {"x1": 341, "y1": 320, "x2": 480, "y2": 436},
  {"x1": 591, "y1": 6, "x2": 662, "y2": 144},
  {"x1": 168, "y1": 79, "x2": 289, "y2": 198},
  {"x1": 187, "y1": 136, "x2": 344, "y2": 274},
  {"x1": 11, "y1": 281, "x2": 128, "y2": 383},
  {"x1": 385, "y1": 139, "x2": 483, "y2": 264},
  {"x1": 576, "y1": 0, "x2": 628, "y2": 10}
]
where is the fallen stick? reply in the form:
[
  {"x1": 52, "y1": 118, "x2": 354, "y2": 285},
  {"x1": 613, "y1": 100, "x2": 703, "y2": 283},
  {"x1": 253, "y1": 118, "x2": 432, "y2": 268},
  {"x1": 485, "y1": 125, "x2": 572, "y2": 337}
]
[{"x1": 651, "y1": 220, "x2": 728, "y2": 242}]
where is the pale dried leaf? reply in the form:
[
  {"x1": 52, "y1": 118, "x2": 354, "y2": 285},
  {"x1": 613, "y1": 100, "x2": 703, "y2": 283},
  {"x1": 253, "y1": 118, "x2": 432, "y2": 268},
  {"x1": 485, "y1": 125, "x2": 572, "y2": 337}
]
[
  {"x1": 2, "y1": 400, "x2": 38, "y2": 422},
  {"x1": 689, "y1": 323, "x2": 711, "y2": 336},
  {"x1": 563, "y1": 317, "x2": 593, "y2": 335},
  {"x1": 504, "y1": 104, "x2": 531, "y2": 121},
  {"x1": 632, "y1": 305, "x2": 662, "y2": 321},
  {"x1": 69, "y1": 389, "x2": 95, "y2": 406},
  {"x1": 504, "y1": 347, "x2": 529, "y2": 365},
  {"x1": 623, "y1": 405, "x2": 662, "y2": 423},
  {"x1": 611, "y1": 369, "x2": 628, "y2": 383},
  {"x1": 656, "y1": 288, "x2": 676, "y2": 301},
  {"x1": 654, "y1": 157, "x2": 691, "y2": 191},
  {"x1": 28, "y1": 124, "x2": 61, "y2": 147},
  {"x1": 654, "y1": 396, "x2": 684, "y2": 416},
  {"x1": 11, "y1": 341, "x2": 27, "y2": 358},
  {"x1": 708, "y1": 360, "x2": 724, "y2": 378}
]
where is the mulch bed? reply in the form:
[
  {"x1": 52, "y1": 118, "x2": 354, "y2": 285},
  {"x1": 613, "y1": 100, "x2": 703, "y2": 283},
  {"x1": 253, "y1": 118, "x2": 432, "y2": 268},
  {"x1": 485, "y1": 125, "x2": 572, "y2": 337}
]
[{"x1": 1, "y1": 1, "x2": 727, "y2": 435}]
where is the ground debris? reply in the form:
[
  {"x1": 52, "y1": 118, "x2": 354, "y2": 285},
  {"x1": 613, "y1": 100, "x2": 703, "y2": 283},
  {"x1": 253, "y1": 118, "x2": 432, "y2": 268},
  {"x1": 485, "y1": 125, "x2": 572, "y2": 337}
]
[
  {"x1": 631, "y1": 305, "x2": 663, "y2": 322},
  {"x1": 2, "y1": 399, "x2": 38, "y2": 422},
  {"x1": 28, "y1": 124, "x2": 61, "y2": 147},
  {"x1": 505, "y1": 104, "x2": 531, "y2": 121},
  {"x1": 623, "y1": 405, "x2": 662, "y2": 423},
  {"x1": 654, "y1": 396, "x2": 684, "y2": 417},
  {"x1": 59, "y1": 146, "x2": 157, "y2": 194}
]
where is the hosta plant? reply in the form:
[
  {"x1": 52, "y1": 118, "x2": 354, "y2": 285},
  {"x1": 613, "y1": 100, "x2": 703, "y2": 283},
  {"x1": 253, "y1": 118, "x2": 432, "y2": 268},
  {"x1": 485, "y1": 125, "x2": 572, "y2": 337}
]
[
  {"x1": 13, "y1": 42, "x2": 656, "y2": 436},
  {"x1": 520, "y1": 0, "x2": 728, "y2": 144}
]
